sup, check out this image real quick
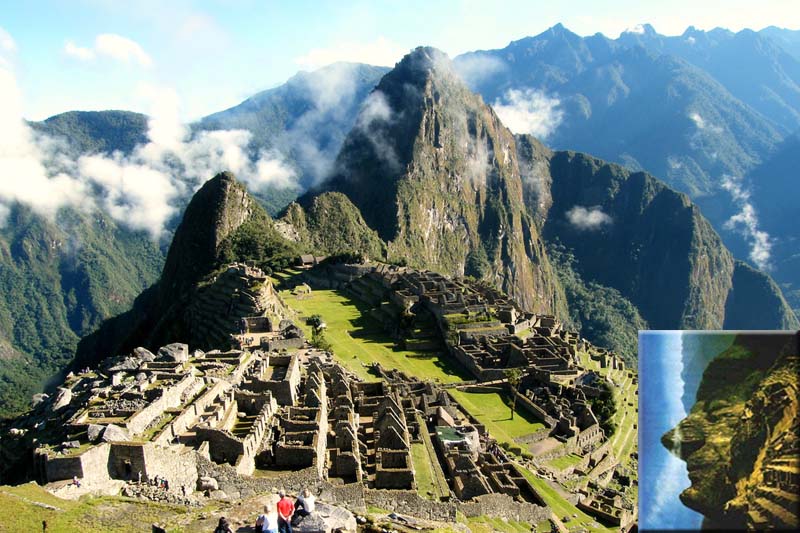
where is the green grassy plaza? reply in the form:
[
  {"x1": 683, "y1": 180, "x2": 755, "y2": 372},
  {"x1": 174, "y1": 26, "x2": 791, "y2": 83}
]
[{"x1": 275, "y1": 279, "x2": 626, "y2": 532}]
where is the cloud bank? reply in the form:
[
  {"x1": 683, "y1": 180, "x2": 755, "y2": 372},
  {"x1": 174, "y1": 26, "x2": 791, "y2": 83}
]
[
  {"x1": 64, "y1": 33, "x2": 152, "y2": 67},
  {"x1": 354, "y1": 90, "x2": 401, "y2": 173},
  {"x1": 492, "y1": 89, "x2": 563, "y2": 140},
  {"x1": 453, "y1": 54, "x2": 507, "y2": 87},
  {"x1": 566, "y1": 205, "x2": 612, "y2": 230},
  {"x1": 721, "y1": 175, "x2": 771, "y2": 270},
  {"x1": 1, "y1": 38, "x2": 295, "y2": 239},
  {"x1": 295, "y1": 36, "x2": 405, "y2": 69}
]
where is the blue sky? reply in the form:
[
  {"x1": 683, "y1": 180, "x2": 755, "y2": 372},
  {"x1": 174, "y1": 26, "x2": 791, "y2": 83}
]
[{"x1": 2, "y1": 0, "x2": 798, "y2": 121}]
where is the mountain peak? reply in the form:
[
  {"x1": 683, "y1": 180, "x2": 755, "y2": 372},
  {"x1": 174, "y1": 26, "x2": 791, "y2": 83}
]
[
  {"x1": 541, "y1": 23, "x2": 580, "y2": 40},
  {"x1": 622, "y1": 23, "x2": 657, "y2": 36},
  {"x1": 158, "y1": 171, "x2": 256, "y2": 303},
  {"x1": 392, "y1": 46, "x2": 454, "y2": 82}
]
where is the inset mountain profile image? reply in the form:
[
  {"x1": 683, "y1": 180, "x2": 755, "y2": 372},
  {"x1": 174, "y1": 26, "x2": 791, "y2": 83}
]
[{"x1": 639, "y1": 330, "x2": 799, "y2": 531}]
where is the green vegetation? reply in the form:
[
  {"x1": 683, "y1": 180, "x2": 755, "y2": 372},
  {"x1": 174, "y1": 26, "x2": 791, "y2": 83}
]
[
  {"x1": 410, "y1": 442, "x2": 448, "y2": 500},
  {"x1": 280, "y1": 286, "x2": 469, "y2": 383},
  {"x1": 217, "y1": 211, "x2": 300, "y2": 275},
  {"x1": 464, "y1": 246, "x2": 491, "y2": 280},
  {"x1": 30, "y1": 110, "x2": 148, "y2": 156},
  {"x1": 0, "y1": 205, "x2": 164, "y2": 417},
  {"x1": 449, "y1": 388, "x2": 544, "y2": 447},
  {"x1": 504, "y1": 368, "x2": 524, "y2": 420},
  {"x1": 0, "y1": 482, "x2": 190, "y2": 532},
  {"x1": 547, "y1": 453, "x2": 583, "y2": 471},
  {"x1": 284, "y1": 192, "x2": 385, "y2": 260},
  {"x1": 462, "y1": 515, "x2": 541, "y2": 532},
  {"x1": 516, "y1": 466, "x2": 612, "y2": 532},
  {"x1": 586, "y1": 380, "x2": 616, "y2": 437},
  {"x1": 547, "y1": 243, "x2": 646, "y2": 365}
]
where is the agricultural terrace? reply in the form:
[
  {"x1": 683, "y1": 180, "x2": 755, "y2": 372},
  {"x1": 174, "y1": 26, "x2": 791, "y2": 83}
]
[
  {"x1": 274, "y1": 270, "x2": 630, "y2": 532},
  {"x1": 278, "y1": 285, "x2": 469, "y2": 383},
  {"x1": 578, "y1": 351, "x2": 639, "y2": 471},
  {"x1": 449, "y1": 387, "x2": 545, "y2": 447}
]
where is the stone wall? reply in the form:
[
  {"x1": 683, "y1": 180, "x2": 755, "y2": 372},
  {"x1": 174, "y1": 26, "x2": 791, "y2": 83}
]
[
  {"x1": 108, "y1": 443, "x2": 147, "y2": 480},
  {"x1": 364, "y1": 489, "x2": 457, "y2": 521},
  {"x1": 195, "y1": 428, "x2": 244, "y2": 465},
  {"x1": 514, "y1": 390, "x2": 556, "y2": 428},
  {"x1": 154, "y1": 381, "x2": 231, "y2": 446},
  {"x1": 80, "y1": 443, "x2": 113, "y2": 484},
  {"x1": 195, "y1": 455, "x2": 319, "y2": 500},
  {"x1": 263, "y1": 337, "x2": 304, "y2": 352},
  {"x1": 459, "y1": 492, "x2": 550, "y2": 523},
  {"x1": 39, "y1": 444, "x2": 113, "y2": 484},
  {"x1": 40, "y1": 453, "x2": 84, "y2": 483},
  {"x1": 126, "y1": 375, "x2": 201, "y2": 435},
  {"x1": 142, "y1": 443, "x2": 198, "y2": 494}
]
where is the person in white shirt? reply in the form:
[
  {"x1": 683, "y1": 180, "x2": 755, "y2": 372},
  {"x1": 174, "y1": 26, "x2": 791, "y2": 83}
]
[
  {"x1": 255, "y1": 504, "x2": 278, "y2": 533},
  {"x1": 292, "y1": 488, "x2": 316, "y2": 525}
]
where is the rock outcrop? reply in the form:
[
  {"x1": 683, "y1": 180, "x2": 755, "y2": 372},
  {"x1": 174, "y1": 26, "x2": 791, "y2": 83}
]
[
  {"x1": 664, "y1": 332, "x2": 799, "y2": 529},
  {"x1": 307, "y1": 47, "x2": 567, "y2": 316}
]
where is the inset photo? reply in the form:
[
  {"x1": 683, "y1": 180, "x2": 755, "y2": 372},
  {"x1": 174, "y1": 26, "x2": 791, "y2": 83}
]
[{"x1": 639, "y1": 330, "x2": 798, "y2": 531}]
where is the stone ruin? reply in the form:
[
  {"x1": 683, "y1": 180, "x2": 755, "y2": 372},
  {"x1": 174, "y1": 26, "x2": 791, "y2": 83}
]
[{"x1": 20, "y1": 262, "x2": 637, "y2": 531}]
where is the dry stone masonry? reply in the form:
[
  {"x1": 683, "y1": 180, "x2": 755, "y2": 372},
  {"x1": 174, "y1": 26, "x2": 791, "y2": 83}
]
[{"x1": 18, "y1": 261, "x2": 635, "y2": 530}]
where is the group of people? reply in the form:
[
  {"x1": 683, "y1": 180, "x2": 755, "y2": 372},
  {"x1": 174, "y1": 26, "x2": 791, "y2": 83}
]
[
  {"x1": 213, "y1": 488, "x2": 316, "y2": 533},
  {"x1": 148, "y1": 474, "x2": 170, "y2": 490}
]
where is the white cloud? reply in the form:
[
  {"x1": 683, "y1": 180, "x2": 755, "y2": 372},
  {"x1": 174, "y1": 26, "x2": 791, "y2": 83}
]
[
  {"x1": 355, "y1": 90, "x2": 401, "y2": 173},
  {"x1": 721, "y1": 175, "x2": 772, "y2": 270},
  {"x1": 0, "y1": 61, "x2": 90, "y2": 220},
  {"x1": 295, "y1": 36, "x2": 406, "y2": 69},
  {"x1": 0, "y1": 46, "x2": 296, "y2": 238},
  {"x1": 453, "y1": 54, "x2": 507, "y2": 87},
  {"x1": 624, "y1": 23, "x2": 647, "y2": 34},
  {"x1": 688, "y1": 112, "x2": 722, "y2": 134},
  {"x1": 64, "y1": 40, "x2": 95, "y2": 61},
  {"x1": 96, "y1": 34, "x2": 152, "y2": 67},
  {"x1": 272, "y1": 63, "x2": 372, "y2": 186},
  {"x1": 492, "y1": 89, "x2": 564, "y2": 140},
  {"x1": 0, "y1": 27, "x2": 16, "y2": 54},
  {"x1": 566, "y1": 205, "x2": 612, "y2": 230},
  {"x1": 63, "y1": 34, "x2": 152, "y2": 67}
]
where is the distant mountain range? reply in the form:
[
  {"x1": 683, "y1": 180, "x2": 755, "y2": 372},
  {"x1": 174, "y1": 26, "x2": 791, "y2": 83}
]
[
  {"x1": 73, "y1": 47, "x2": 797, "y2": 387},
  {"x1": 1, "y1": 24, "x2": 798, "y2": 417},
  {"x1": 455, "y1": 24, "x2": 800, "y2": 315}
]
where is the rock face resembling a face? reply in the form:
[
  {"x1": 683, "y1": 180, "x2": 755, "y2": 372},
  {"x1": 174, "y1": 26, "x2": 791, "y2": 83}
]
[
  {"x1": 662, "y1": 332, "x2": 800, "y2": 531},
  {"x1": 662, "y1": 399, "x2": 740, "y2": 525}
]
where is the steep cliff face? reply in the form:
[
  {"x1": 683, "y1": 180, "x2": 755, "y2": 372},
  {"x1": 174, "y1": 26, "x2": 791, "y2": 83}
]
[
  {"x1": 157, "y1": 171, "x2": 256, "y2": 306},
  {"x1": 312, "y1": 47, "x2": 566, "y2": 315},
  {"x1": 541, "y1": 151, "x2": 797, "y2": 330},
  {"x1": 73, "y1": 172, "x2": 270, "y2": 366},
  {"x1": 724, "y1": 261, "x2": 799, "y2": 329},
  {"x1": 283, "y1": 192, "x2": 385, "y2": 259},
  {"x1": 664, "y1": 332, "x2": 799, "y2": 530}
]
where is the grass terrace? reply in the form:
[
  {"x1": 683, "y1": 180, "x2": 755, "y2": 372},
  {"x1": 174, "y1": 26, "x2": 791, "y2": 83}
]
[
  {"x1": 0, "y1": 482, "x2": 192, "y2": 533},
  {"x1": 577, "y1": 350, "x2": 639, "y2": 469},
  {"x1": 450, "y1": 388, "x2": 545, "y2": 447},
  {"x1": 279, "y1": 287, "x2": 470, "y2": 383},
  {"x1": 517, "y1": 466, "x2": 613, "y2": 533},
  {"x1": 547, "y1": 453, "x2": 584, "y2": 471}
]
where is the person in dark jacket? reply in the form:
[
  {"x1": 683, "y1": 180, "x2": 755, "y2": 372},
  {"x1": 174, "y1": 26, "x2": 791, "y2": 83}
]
[{"x1": 214, "y1": 517, "x2": 233, "y2": 533}]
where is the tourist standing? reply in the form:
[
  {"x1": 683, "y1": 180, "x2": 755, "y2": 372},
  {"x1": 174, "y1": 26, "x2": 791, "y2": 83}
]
[
  {"x1": 255, "y1": 504, "x2": 278, "y2": 533},
  {"x1": 276, "y1": 489, "x2": 294, "y2": 533}
]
